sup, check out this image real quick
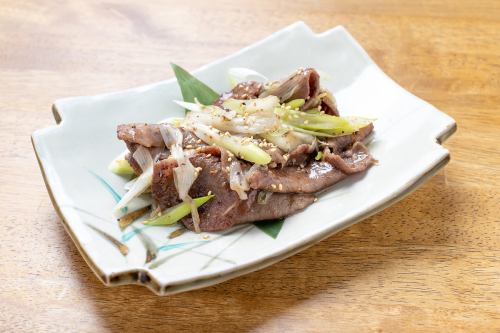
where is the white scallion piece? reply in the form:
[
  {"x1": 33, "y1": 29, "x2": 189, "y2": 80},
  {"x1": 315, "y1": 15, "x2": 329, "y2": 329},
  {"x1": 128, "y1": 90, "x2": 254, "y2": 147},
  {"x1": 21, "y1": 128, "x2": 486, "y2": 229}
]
[
  {"x1": 113, "y1": 146, "x2": 153, "y2": 216},
  {"x1": 228, "y1": 67, "x2": 268, "y2": 88}
]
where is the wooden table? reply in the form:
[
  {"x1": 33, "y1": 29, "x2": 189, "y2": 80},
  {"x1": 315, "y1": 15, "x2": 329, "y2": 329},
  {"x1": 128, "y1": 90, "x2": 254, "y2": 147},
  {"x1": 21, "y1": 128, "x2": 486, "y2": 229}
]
[{"x1": 1, "y1": 1, "x2": 499, "y2": 332}]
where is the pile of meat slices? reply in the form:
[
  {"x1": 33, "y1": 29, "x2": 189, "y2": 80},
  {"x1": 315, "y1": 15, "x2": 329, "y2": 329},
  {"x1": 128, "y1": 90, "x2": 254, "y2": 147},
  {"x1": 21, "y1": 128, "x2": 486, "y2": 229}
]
[{"x1": 117, "y1": 69, "x2": 375, "y2": 232}]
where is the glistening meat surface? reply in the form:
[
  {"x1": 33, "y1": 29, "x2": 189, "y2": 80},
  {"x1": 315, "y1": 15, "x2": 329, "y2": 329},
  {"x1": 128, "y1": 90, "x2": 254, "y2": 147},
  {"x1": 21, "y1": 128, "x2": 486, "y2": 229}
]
[{"x1": 152, "y1": 153, "x2": 315, "y2": 231}]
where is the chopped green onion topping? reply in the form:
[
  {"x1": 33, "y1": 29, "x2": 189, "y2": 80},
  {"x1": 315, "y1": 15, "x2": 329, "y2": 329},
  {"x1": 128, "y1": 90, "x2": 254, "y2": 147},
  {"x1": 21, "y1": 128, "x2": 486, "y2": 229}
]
[
  {"x1": 275, "y1": 107, "x2": 373, "y2": 136},
  {"x1": 304, "y1": 108, "x2": 321, "y2": 114},
  {"x1": 144, "y1": 195, "x2": 215, "y2": 226},
  {"x1": 187, "y1": 123, "x2": 272, "y2": 165},
  {"x1": 109, "y1": 158, "x2": 135, "y2": 176},
  {"x1": 285, "y1": 98, "x2": 305, "y2": 109}
]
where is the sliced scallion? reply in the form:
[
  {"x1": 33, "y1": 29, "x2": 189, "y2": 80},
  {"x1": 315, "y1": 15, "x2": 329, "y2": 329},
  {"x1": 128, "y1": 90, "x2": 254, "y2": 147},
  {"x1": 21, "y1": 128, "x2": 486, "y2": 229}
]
[{"x1": 144, "y1": 195, "x2": 215, "y2": 226}]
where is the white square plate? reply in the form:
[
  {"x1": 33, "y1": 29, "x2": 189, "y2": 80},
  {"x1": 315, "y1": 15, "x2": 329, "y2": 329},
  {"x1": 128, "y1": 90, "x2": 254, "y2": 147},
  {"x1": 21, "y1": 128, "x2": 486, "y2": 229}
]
[{"x1": 32, "y1": 22, "x2": 456, "y2": 295}]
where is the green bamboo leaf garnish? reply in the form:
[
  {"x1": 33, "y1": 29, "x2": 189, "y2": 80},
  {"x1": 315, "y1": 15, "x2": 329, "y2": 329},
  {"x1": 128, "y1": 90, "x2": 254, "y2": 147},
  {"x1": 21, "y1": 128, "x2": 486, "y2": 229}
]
[
  {"x1": 171, "y1": 63, "x2": 220, "y2": 112},
  {"x1": 254, "y1": 218, "x2": 285, "y2": 239}
]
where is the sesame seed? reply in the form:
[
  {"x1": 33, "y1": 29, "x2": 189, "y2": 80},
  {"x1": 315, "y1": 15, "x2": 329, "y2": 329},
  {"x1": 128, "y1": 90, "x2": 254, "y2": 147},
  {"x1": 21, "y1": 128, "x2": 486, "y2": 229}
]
[
  {"x1": 313, "y1": 197, "x2": 318, "y2": 202},
  {"x1": 271, "y1": 184, "x2": 277, "y2": 189},
  {"x1": 278, "y1": 184, "x2": 283, "y2": 190},
  {"x1": 304, "y1": 120, "x2": 309, "y2": 124},
  {"x1": 208, "y1": 190, "x2": 212, "y2": 195},
  {"x1": 207, "y1": 153, "x2": 212, "y2": 157}
]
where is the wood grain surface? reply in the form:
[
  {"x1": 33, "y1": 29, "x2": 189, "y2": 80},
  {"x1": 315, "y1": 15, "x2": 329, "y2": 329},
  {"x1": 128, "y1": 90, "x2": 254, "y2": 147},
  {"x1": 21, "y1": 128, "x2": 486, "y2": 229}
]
[{"x1": 1, "y1": 1, "x2": 499, "y2": 332}]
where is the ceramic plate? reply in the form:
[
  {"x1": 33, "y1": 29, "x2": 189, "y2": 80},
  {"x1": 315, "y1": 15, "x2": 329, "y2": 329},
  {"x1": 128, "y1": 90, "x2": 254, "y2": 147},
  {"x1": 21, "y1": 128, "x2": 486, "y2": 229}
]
[{"x1": 32, "y1": 22, "x2": 456, "y2": 295}]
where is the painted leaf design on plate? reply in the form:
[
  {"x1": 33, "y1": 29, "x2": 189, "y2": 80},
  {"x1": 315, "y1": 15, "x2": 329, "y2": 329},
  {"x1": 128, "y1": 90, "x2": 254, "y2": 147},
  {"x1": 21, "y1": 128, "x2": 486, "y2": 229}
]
[{"x1": 89, "y1": 170, "x2": 122, "y2": 202}]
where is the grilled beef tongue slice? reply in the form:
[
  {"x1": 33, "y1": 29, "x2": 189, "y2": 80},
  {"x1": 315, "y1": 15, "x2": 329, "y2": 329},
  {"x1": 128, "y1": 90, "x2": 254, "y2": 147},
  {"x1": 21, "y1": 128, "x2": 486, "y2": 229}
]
[
  {"x1": 246, "y1": 142, "x2": 375, "y2": 194},
  {"x1": 117, "y1": 123, "x2": 208, "y2": 175},
  {"x1": 321, "y1": 123, "x2": 374, "y2": 154},
  {"x1": 260, "y1": 68, "x2": 339, "y2": 116},
  {"x1": 117, "y1": 123, "x2": 201, "y2": 148},
  {"x1": 152, "y1": 153, "x2": 315, "y2": 232},
  {"x1": 283, "y1": 122, "x2": 373, "y2": 168},
  {"x1": 214, "y1": 81, "x2": 264, "y2": 106}
]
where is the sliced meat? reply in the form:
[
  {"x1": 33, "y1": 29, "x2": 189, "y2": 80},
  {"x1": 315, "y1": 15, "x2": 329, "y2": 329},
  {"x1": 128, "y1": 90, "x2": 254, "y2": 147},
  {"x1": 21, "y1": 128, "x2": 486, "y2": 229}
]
[
  {"x1": 260, "y1": 68, "x2": 339, "y2": 116},
  {"x1": 247, "y1": 142, "x2": 375, "y2": 193},
  {"x1": 117, "y1": 123, "x2": 164, "y2": 148},
  {"x1": 152, "y1": 153, "x2": 315, "y2": 231},
  {"x1": 246, "y1": 162, "x2": 344, "y2": 193},
  {"x1": 214, "y1": 81, "x2": 263, "y2": 106},
  {"x1": 260, "y1": 68, "x2": 319, "y2": 107},
  {"x1": 183, "y1": 190, "x2": 315, "y2": 231},
  {"x1": 324, "y1": 142, "x2": 375, "y2": 174},
  {"x1": 125, "y1": 144, "x2": 166, "y2": 175},
  {"x1": 287, "y1": 141, "x2": 317, "y2": 167},
  {"x1": 118, "y1": 123, "x2": 207, "y2": 175},
  {"x1": 196, "y1": 145, "x2": 221, "y2": 157},
  {"x1": 264, "y1": 147, "x2": 287, "y2": 168},
  {"x1": 235, "y1": 191, "x2": 315, "y2": 225},
  {"x1": 117, "y1": 123, "x2": 202, "y2": 148},
  {"x1": 151, "y1": 158, "x2": 179, "y2": 209},
  {"x1": 230, "y1": 81, "x2": 263, "y2": 99},
  {"x1": 319, "y1": 90, "x2": 339, "y2": 116},
  {"x1": 321, "y1": 123, "x2": 374, "y2": 154}
]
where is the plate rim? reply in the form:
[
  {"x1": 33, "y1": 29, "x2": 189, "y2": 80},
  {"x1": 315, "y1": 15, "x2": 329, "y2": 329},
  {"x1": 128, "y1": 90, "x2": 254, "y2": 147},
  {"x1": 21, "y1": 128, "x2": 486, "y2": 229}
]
[{"x1": 31, "y1": 21, "x2": 457, "y2": 295}]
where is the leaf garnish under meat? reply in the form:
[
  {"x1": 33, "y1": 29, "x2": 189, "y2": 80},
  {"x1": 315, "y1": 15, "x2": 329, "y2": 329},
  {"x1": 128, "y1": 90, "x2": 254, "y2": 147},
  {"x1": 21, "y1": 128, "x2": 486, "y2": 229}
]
[{"x1": 171, "y1": 63, "x2": 219, "y2": 112}]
